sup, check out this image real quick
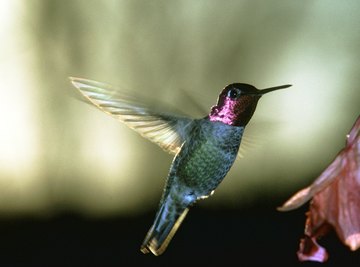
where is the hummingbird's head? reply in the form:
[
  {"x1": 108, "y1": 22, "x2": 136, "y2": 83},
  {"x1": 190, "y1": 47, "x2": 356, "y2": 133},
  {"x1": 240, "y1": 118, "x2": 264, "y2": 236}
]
[{"x1": 208, "y1": 83, "x2": 291, "y2": 127}]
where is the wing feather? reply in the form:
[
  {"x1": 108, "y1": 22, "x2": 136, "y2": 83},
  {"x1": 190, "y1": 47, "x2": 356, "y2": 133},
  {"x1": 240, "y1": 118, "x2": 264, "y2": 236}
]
[{"x1": 70, "y1": 77, "x2": 194, "y2": 154}]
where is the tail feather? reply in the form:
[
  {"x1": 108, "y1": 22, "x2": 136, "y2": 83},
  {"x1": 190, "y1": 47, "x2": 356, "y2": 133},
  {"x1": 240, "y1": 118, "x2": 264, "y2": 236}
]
[{"x1": 141, "y1": 196, "x2": 190, "y2": 256}]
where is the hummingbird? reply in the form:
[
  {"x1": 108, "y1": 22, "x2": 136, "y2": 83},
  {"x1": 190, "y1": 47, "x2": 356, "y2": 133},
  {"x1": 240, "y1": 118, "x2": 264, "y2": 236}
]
[{"x1": 70, "y1": 77, "x2": 291, "y2": 256}]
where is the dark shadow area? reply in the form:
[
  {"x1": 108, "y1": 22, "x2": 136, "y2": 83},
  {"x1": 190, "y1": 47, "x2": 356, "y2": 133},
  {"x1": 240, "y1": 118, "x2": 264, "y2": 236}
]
[{"x1": 0, "y1": 197, "x2": 358, "y2": 266}]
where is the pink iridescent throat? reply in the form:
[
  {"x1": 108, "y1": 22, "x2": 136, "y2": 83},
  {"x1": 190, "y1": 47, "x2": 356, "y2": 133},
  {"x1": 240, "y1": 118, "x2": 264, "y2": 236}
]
[
  {"x1": 208, "y1": 95, "x2": 260, "y2": 127},
  {"x1": 208, "y1": 97, "x2": 239, "y2": 126}
]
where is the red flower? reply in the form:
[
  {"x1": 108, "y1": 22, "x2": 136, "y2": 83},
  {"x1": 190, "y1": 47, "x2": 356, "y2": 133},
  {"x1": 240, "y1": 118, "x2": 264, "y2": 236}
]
[{"x1": 278, "y1": 115, "x2": 360, "y2": 262}]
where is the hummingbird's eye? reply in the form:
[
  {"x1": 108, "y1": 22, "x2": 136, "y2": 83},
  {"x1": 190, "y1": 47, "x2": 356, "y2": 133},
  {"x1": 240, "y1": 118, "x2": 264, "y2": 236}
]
[{"x1": 227, "y1": 88, "x2": 240, "y2": 99}]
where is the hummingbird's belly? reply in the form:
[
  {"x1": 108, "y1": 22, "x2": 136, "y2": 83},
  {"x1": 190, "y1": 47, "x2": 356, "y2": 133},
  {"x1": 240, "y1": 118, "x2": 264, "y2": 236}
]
[{"x1": 176, "y1": 122, "x2": 243, "y2": 196}]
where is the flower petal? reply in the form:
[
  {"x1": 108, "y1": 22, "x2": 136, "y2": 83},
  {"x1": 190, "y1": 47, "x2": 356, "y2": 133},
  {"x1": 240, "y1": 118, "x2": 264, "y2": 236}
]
[
  {"x1": 279, "y1": 115, "x2": 360, "y2": 262},
  {"x1": 297, "y1": 236, "x2": 328, "y2": 262}
]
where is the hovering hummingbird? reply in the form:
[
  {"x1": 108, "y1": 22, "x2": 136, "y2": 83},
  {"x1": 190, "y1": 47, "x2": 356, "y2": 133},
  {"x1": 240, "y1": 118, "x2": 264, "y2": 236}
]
[{"x1": 70, "y1": 77, "x2": 291, "y2": 256}]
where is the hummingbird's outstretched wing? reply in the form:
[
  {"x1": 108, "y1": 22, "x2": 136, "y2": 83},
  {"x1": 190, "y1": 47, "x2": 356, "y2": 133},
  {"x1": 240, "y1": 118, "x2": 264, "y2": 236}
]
[{"x1": 70, "y1": 77, "x2": 194, "y2": 155}]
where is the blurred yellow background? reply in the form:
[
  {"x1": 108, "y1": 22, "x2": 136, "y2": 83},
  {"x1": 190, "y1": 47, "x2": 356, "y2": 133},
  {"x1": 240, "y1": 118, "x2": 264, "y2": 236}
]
[{"x1": 0, "y1": 0, "x2": 359, "y2": 217}]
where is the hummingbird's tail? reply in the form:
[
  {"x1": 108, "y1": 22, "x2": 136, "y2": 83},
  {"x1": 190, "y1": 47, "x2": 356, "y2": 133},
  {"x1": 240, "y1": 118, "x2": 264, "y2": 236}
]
[{"x1": 140, "y1": 195, "x2": 190, "y2": 256}]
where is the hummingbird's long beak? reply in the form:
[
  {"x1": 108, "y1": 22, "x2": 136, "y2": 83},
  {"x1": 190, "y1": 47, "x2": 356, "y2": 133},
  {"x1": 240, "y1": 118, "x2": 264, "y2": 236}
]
[{"x1": 259, "y1": 84, "x2": 292, "y2": 95}]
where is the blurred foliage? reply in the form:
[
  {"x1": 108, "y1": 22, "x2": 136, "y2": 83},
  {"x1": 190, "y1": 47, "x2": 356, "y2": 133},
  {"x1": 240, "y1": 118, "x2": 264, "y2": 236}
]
[{"x1": 0, "y1": 0, "x2": 359, "y2": 217}]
